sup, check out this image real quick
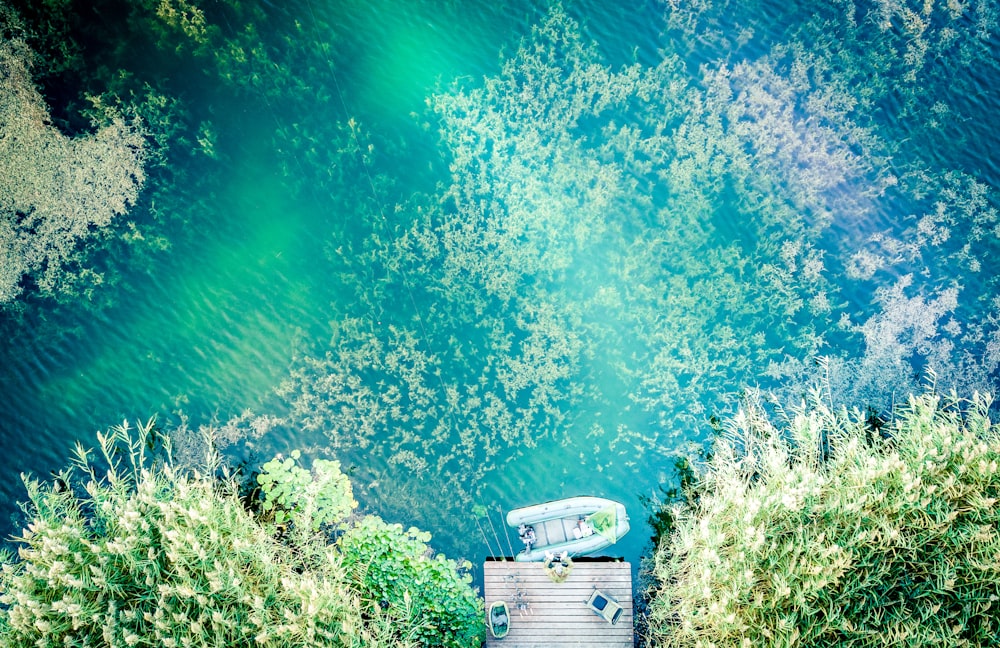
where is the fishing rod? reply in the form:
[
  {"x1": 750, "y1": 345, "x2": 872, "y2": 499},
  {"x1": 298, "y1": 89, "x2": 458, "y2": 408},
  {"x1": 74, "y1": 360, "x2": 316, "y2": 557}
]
[
  {"x1": 497, "y1": 504, "x2": 517, "y2": 557},
  {"x1": 481, "y1": 499, "x2": 508, "y2": 559},
  {"x1": 472, "y1": 512, "x2": 498, "y2": 557}
]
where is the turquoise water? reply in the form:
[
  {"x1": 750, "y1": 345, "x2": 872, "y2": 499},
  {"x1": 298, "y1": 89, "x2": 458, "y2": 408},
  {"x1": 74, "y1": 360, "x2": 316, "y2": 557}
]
[{"x1": 2, "y1": 0, "x2": 1000, "y2": 578}]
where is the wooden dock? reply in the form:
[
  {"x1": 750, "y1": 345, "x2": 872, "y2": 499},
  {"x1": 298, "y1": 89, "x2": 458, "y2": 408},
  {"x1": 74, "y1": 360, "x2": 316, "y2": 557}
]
[{"x1": 483, "y1": 559, "x2": 633, "y2": 647}]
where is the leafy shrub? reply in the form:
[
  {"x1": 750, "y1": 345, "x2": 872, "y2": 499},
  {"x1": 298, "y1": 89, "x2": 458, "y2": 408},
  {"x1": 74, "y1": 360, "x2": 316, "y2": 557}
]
[
  {"x1": 646, "y1": 388, "x2": 1000, "y2": 647},
  {"x1": 0, "y1": 421, "x2": 370, "y2": 646},
  {"x1": 338, "y1": 516, "x2": 483, "y2": 648},
  {"x1": 0, "y1": 421, "x2": 481, "y2": 647}
]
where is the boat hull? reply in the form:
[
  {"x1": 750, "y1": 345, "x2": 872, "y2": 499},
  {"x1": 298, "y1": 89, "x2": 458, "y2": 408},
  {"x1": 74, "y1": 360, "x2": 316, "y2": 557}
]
[
  {"x1": 488, "y1": 600, "x2": 510, "y2": 639},
  {"x1": 506, "y1": 496, "x2": 629, "y2": 562}
]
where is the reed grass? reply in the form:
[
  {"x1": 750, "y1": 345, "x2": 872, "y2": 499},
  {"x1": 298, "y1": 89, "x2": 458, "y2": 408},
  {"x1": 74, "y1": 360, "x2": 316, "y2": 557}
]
[
  {"x1": 0, "y1": 420, "x2": 480, "y2": 647},
  {"x1": 646, "y1": 387, "x2": 1000, "y2": 647}
]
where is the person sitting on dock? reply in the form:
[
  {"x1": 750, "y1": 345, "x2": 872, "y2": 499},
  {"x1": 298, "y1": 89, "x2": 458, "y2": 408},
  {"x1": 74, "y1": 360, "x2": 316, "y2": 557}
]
[
  {"x1": 518, "y1": 523, "x2": 537, "y2": 551},
  {"x1": 543, "y1": 550, "x2": 573, "y2": 582}
]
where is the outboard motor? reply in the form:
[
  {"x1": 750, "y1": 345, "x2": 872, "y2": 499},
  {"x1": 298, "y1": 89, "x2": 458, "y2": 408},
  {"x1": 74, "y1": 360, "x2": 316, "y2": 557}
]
[{"x1": 517, "y1": 523, "x2": 536, "y2": 551}]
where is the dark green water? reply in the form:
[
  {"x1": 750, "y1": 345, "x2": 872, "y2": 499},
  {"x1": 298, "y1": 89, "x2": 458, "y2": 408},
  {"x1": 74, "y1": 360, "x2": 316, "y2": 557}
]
[{"x1": 2, "y1": 0, "x2": 1000, "y2": 577}]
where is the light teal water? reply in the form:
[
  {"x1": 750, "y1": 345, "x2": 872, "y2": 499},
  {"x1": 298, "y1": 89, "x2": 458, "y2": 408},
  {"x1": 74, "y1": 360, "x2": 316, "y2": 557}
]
[{"x1": 2, "y1": 0, "x2": 999, "y2": 578}]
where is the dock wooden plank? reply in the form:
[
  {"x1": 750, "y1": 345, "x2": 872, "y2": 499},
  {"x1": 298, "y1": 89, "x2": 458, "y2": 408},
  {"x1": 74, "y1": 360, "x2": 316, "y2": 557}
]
[{"x1": 483, "y1": 560, "x2": 633, "y2": 647}]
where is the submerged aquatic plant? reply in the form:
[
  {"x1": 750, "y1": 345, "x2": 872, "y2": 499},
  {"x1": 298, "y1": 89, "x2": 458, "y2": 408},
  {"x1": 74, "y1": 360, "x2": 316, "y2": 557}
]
[
  {"x1": 0, "y1": 21, "x2": 146, "y2": 304},
  {"x1": 279, "y1": 0, "x2": 999, "y2": 541}
]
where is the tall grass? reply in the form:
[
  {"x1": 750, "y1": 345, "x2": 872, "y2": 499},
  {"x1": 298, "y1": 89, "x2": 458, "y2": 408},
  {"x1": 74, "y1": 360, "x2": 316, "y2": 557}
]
[
  {"x1": 0, "y1": 420, "x2": 476, "y2": 647},
  {"x1": 646, "y1": 387, "x2": 1000, "y2": 647}
]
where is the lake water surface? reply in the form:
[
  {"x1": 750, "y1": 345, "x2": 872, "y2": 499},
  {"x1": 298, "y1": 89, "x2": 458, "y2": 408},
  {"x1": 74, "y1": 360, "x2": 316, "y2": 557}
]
[{"x1": 2, "y1": 0, "x2": 999, "y2": 575}]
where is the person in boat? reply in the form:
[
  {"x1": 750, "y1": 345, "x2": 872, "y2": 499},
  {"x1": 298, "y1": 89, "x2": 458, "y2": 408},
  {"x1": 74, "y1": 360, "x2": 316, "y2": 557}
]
[{"x1": 518, "y1": 523, "x2": 536, "y2": 551}]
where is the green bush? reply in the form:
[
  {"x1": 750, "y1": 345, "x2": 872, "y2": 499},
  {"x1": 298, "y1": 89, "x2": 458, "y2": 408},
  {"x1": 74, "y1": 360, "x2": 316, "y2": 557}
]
[
  {"x1": 257, "y1": 450, "x2": 358, "y2": 533},
  {"x1": 255, "y1": 450, "x2": 484, "y2": 648},
  {"x1": 0, "y1": 420, "x2": 482, "y2": 647},
  {"x1": 338, "y1": 517, "x2": 483, "y2": 648},
  {"x1": 646, "y1": 388, "x2": 1000, "y2": 647}
]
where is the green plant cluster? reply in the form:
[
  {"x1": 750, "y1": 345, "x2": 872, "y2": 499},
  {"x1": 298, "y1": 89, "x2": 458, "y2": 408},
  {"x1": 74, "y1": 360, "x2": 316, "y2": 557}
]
[
  {"x1": 660, "y1": 0, "x2": 1000, "y2": 411},
  {"x1": 4, "y1": 0, "x2": 997, "y2": 559},
  {"x1": 0, "y1": 13, "x2": 146, "y2": 304},
  {"x1": 257, "y1": 450, "x2": 357, "y2": 533},
  {"x1": 338, "y1": 516, "x2": 482, "y2": 648},
  {"x1": 278, "y1": 2, "x2": 846, "y2": 531},
  {"x1": 646, "y1": 387, "x2": 1000, "y2": 647},
  {"x1": 0, "y1": 0, "x2": 361, "y2": 314},
  {"x1": 0, "y1": 422, "x2": 482, "y2": 647}
]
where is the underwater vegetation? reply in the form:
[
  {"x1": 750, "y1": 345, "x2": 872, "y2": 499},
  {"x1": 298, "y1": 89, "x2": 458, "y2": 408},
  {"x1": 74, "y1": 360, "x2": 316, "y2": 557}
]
[
  {"x1": 1, "y1": 0, "x2": 999, "y2": 597},
  {"x1": 278, "y1": 0, "x2": 1000, "y2": 538},
  {"x1": 0, "y1": 0, "x2": 368, "y2": 314},
  {"x1": 0, "y1": 17, "x2": 146, "y2": 304}
]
